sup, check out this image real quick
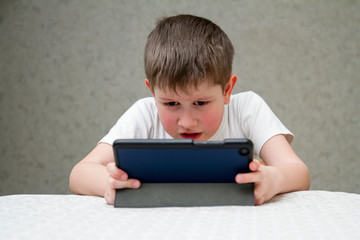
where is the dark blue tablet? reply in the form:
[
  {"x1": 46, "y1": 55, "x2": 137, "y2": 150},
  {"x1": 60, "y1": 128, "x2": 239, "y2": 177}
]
[
  {"x1": 113, "y1": 138, "x2": 253, "y2": 183},
  {"x1": 112, "y1": 138, "x2": 254, "y2": 207}
]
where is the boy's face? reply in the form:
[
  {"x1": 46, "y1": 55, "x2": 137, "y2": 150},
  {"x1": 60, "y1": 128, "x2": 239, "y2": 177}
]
[{"x1": 145, "y1": 75, "x2": 237, "y2": 141}]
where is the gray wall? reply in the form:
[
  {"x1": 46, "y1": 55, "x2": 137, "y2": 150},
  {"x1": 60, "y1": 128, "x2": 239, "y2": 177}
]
[{"x1": 0, "y1": 0, "x2": 359, "y2": 196}]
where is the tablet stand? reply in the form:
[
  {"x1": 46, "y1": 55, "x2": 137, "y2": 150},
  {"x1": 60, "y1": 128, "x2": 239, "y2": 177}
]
[{"x1": 114, "y1": 183, "x2": 254, "y2": 207}]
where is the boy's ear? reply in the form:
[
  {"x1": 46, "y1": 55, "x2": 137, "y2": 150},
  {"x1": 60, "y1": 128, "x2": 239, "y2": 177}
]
[
  {"x1": 224, "y1": 74, "x2": 237, "y2": 104},
  {"x1": 145, "y1": 79, "x2": 155, "y2": 97}
]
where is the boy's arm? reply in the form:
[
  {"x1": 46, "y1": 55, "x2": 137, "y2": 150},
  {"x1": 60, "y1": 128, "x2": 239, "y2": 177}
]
[
  {"x1": 69, "y1": 143, "x2": 140, "y2": 204},
  {"x1": 236, "y1": 134, "x2": 310, "y2": 205},
  {"x1": 69, "y1": 143, "x2": 113, "y2": 197}
]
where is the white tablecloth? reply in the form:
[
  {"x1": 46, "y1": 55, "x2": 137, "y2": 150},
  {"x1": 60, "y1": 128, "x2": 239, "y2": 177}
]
[{"x1": 1, "y1": 191, "x2": 359, "y2": 239}]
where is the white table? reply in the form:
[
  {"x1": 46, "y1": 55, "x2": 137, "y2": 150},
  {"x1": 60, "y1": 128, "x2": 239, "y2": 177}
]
[{"x1": 1, "y1": 191, "x2": 359, "y2": 239}]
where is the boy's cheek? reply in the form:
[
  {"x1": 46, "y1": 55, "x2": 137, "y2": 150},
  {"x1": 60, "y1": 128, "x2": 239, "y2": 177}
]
[
  {"x1": 202, "y1": 109, "x2": 223, "y2": 128},
  {"x1": 162, "y1": 117, "x2": 176, "y2": 128},
  {"x1": 158, "y1": 112, "x2": 177, "y2": 131},
  {"x1": 202, "y1": 115, "x2": 221, "y2": 130}
]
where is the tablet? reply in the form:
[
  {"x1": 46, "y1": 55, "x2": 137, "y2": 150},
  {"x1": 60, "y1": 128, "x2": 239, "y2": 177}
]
[{"x1": 113, "y1": 138, "x2": 254, "y2": 207}]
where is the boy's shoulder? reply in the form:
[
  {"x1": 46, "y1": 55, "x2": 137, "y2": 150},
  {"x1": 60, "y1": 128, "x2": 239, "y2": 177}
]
[
  {"x1": 126, "y1": 97, "x2": 157, "y2": 115},
  {"x1": 136, "y1": 96, "x2": 155, "y2": 104},
  {"x1": 132, "y1": 97, "x2": 157, "y2": 112},
  {"x1": 230, "y1": 91, "x2": 263, "y2": 104},
  {"x1": 136, "y1": 97, "x2": 155, "y2": 103},
  {"x1": 229, "y1": 91, "x2": 269, "y2": 116}
]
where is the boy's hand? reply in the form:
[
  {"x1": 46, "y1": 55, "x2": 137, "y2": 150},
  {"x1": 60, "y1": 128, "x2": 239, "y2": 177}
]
[
  {"x1": 235, "y1": 159, "x2": 280, "y2": 205},
  {"x1": 104, "y1": 162, "x2": 141, "y2": 205}
]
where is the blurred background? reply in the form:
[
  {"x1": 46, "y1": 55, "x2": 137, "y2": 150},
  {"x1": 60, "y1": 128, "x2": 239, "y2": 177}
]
[{"x1": 0, "y1": 0, "x2": 359, "y2": 196}]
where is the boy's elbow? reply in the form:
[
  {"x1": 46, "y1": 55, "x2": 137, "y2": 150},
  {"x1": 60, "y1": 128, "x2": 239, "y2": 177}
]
[
  {"x1": 69, "y1": 165, "x2": 81, "y2": 195},
  {"x1": 301, "y1": 163, "x2": 311, "y2": 190}
]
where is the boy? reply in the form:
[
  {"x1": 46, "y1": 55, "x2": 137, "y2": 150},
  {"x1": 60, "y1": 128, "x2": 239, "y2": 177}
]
[{"x1": 69, "y1": 14, "x2": 310, "y2": 205}]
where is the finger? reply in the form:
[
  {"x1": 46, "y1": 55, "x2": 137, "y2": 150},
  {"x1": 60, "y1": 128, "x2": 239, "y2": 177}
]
[
  {"x1": 235, "y1": 171, "x2": 262, "y2": 184},
  {"x1": 254, "y1": 193, "x2": 265, "y2": 206},
  {"x1": 106, "y1": 162, "x2": 128, "y2": 180},
  {"x1": 108, "y1": 177, "x2": 141, "y2": 189},
  {"x1": 104, "y1": 180, "x2": 141, "y2": 206},
  {"x1": 126, "y1": 179, "x2": 141, "y2": 189},
  {"x1": 249, "y1": 159, "x2": 262, "y2": 172},
  {"x1": 104, "y1": 186, "x2": 115, "y2": 205}
]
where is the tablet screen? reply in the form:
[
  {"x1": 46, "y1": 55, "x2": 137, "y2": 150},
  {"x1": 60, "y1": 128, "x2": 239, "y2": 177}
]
[{"x1": 117, "y1": 147, "x2": 251, "y2": 183}]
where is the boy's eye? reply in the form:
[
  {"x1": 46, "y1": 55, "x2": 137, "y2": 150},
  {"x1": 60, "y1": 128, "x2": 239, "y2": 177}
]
[
  {"x1": 165, "y1": 102, "x2": 179, "y2": 106},
  {"x1": 194, "y1": 101, "x2": 208, "y2": 106}
]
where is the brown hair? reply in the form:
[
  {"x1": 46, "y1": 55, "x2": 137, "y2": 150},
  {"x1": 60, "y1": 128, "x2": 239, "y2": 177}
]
[{"x1": 144, "y1": 14, "x2": 234, "y2": 94}]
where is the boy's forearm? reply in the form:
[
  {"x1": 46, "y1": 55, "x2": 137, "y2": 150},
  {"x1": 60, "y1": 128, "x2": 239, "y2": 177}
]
[
  {"x1": 276, "y1": 162, "x2": 311, "y2": 195},
  {"x1": 69, "y1": 162, "x2": 108, "y2": 197}
]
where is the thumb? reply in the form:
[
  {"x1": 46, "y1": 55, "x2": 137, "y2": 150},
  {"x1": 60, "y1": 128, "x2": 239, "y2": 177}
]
[
  {"x1": 249, "y1": 159, "x2": 262, "y2": 172},
  {"x1": 106, "y1": 162, "x2": 128, "y2": 180}
]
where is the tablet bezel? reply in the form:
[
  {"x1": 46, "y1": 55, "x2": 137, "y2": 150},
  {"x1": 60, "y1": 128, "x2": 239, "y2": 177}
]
[{"x1": 113, "y1": 138, "x2": 253, "y2": 183}]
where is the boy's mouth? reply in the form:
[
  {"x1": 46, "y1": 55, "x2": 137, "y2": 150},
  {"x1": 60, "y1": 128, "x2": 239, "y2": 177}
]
[{"x1": 180, "y1": 132, "x2": 202, "y2": 140}]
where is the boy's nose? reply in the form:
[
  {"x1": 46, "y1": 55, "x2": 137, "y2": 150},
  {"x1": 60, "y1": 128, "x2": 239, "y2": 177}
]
[{"x1": 178, "y1": 111, "x2": 198, "y2": 129}]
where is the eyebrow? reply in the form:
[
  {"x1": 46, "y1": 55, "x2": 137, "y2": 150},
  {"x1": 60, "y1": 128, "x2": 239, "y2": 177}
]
[{"x1": 157, "y1": 96, "x2": 215, "y2": 102}]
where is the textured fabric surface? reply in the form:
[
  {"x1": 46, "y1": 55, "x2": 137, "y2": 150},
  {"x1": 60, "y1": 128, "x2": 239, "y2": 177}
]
[{"x1": 1, "y1": 191, "x2": 359, "y2": 239}]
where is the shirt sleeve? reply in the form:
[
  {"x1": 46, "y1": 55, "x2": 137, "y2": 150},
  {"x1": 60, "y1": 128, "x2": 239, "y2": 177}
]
[
  {"x1": 99, "y1": 98, "x2": 157, "y2": 145},
  {"x1": 238, "y1": 92, "x2": 294, "y2": 157}
]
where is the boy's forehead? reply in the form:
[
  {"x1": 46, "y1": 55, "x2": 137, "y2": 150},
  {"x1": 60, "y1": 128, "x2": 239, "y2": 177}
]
[{"x1": 153, "y1": 82, "x2": 222, "y2": 98}]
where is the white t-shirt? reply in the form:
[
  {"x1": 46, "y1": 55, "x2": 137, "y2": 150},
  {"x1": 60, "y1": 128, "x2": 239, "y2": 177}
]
[{"x1": 100, "y1": 91, "x2": 293, "y2": 159}]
